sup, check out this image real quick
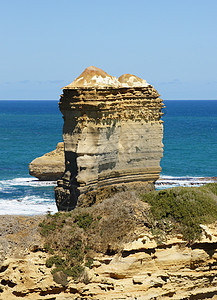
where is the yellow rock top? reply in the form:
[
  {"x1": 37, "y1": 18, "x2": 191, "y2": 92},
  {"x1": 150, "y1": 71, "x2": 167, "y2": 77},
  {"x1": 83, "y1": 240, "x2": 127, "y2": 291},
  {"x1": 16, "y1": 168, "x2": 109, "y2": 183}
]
[
  {"x1": 118, "y1": 73, "x2": 149, "y2": 87},
  {"x1": 63, "y1": 66, "x2": 149, "y2": 89}
]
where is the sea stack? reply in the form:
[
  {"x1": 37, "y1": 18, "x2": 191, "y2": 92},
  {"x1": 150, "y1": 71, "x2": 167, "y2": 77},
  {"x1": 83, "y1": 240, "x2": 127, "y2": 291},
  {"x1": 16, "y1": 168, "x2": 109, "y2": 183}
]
[{"x1": 55, "y1": 66, "x2": 164, "y2": 211}]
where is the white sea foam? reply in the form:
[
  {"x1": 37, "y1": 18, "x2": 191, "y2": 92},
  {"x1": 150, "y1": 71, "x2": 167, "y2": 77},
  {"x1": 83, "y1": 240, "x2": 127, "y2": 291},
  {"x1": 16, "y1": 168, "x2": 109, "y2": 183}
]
[
  {"x1": 1, "y1": 176, "x2": 216, "y2": 215},
  {"x1": 155, "y1": 175, "x2": 216, "y2": 189},
  {"x1": 0, "y1": 177, "x2": 57, "y2": 215},
  {"x1": 0, "y1": 177, "x2": 56, "y2": 188},
  {"x1": 0, "y1": 195, "x2": 57, "y2": 215}
]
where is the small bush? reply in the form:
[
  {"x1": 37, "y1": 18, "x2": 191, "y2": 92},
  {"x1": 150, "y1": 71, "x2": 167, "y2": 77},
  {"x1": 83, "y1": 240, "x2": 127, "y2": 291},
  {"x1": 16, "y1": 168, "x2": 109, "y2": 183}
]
[
  {"x1": 141, "y1": 184, "x2": 217, "y2": 242},
  {"x1": 39, "y1": 219, "x2": 57, "y2": 236},
  {"x1": 64, "y1": 265, "x2": 84, "y2": 280},
  {"x1": 74, "y1": 213, "x2": 93, "y2": 230},
  {"x1": 203, "y1": 183, "x2": 217, "y2": 196},
  {"x1": 67, "y1": 240, "x2": 84, "y2": 262},
  {"x1": 45, "y1": 253, "x2": 84, "y2": 280},
  {"x1": 39, "y1": 211, "x2": 98, "y2": 280},
  {"x1": 44, "y1": 243, "x2": 54, "y2": 254},
  {"x1": 46, "y1": 255, "x2": 65, "y2": 268},
  {"x1": 85, "y1": 257, "x2": 94, "y2": 268}
]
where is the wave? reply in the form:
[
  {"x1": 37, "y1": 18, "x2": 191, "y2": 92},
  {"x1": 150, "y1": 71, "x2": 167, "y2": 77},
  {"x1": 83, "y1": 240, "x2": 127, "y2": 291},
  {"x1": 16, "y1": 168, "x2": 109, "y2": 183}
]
[
  {"x1": 0, "y1": 177, "x2": 56, "y2": 191},
  {"x1": 0, "y1": 177, "x2": 58, "y2": 215},
  {"x1": 0, "y1": 195, "x2": 58, "y2": 215},
  {"x1": 156, "y1": 175, "x2": 217, "y2": 189},
  {"x1": 1, "y1": 176, "x2": 216, "y2": 215}
]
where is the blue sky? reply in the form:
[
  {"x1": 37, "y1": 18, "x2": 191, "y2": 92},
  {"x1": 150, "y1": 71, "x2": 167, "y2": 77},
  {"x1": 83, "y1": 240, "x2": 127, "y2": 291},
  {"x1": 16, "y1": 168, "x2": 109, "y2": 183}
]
[{"x1": 1, "y1": 0, "x2": 217, "y2": 100}]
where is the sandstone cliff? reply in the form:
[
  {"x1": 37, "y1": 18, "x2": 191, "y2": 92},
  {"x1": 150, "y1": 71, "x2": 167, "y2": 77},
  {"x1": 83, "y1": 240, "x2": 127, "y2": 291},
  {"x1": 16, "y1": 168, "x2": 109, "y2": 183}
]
[
  {"x1": 55, "y1": 66, "x2": 164, "y2": 211},
  {"x1": 2, "y1": 184, "x2": 217, "y2": 299},
  {"x1": 1, "y1": 206, "x2": 217, "y2": 299},
  {"x1": 29, "y1": 142, "x2": 65, "y2": 181}
]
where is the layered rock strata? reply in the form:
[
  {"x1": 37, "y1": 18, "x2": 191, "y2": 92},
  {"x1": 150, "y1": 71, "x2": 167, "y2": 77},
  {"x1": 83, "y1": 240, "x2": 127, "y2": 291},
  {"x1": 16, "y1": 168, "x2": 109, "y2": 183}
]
[
  {"x1": 55, "y1": 66, "x2": 163, "y2": 210},
  {"x1": 29, "y1": 142, "x2": 65, "y2": 181},
  {"x1": 1, "y1": 215, "x2": 217, "y2": 299}
]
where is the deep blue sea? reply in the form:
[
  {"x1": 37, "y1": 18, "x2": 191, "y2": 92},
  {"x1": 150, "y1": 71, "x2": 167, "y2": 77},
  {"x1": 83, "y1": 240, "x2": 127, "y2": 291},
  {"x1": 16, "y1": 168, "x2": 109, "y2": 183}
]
[{"x1": 0, "y1": 100, "x2": 217, "y2": 215}]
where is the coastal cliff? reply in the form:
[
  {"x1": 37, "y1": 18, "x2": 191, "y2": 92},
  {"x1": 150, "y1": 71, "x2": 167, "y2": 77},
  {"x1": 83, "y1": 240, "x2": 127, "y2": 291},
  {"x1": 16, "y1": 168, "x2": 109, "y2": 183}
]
[
  {"x1": 1, "y1": 185, "x2": 217, "y2": 299},
  {"x1": 55, "y1": 66, "x2": 164, "y2": 211},
  {"x1": 3, "y1": 225, "x2": 217, "y2": 300}
]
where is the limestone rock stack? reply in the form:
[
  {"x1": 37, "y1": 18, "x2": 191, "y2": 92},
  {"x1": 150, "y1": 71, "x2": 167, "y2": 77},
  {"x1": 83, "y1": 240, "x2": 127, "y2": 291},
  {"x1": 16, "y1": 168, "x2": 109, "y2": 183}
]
[{"x1": 55, "y1": 66, "x2": 163, "y2": 210}]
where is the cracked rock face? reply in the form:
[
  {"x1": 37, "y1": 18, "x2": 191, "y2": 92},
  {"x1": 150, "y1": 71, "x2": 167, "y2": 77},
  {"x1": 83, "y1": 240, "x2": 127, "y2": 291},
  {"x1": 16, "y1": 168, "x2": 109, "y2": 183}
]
[{"x1": 55, "y1": 66, "x2": 164, "y2": 211}]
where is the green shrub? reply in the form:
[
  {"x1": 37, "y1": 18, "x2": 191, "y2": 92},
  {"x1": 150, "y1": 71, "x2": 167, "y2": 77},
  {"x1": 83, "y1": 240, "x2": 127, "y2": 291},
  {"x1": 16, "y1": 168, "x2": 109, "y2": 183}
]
[
  {"x1": 85, "y1": 257, "x2": 94, "y2": 268},
  {"x1": 74, "y1": 213, "x2": 93, "y2": 230},
  {"x1": 203, "y1": 182, "x2": 217, "y2": 196},
  {"x1": 141, "y1": 184, "x2": 217, "y2": 242},
  {"x1": 39, "y1": 219, "x2": 57, "y2": 236},
  {"x1": 44, "y1": 243, "x2": 54, "y2": 254},
  {"x1": 45, "y1": 254, "x2": 84, "y2": 280},
  {"x1": 40, "y1": 211, "x2": 96, "y2": 280},
  {"x1": 39, "y1": 212, "x2": 70, "y2": 236},
  {"x1": 64, "y1": 265, "x2": 84, "y2": 280},
  {"x1": 46, "y1": 255, "x2": 65, "y2": 268},
  {"x1": 67, "y1": 240, "x2": 84, "y2": 262}
]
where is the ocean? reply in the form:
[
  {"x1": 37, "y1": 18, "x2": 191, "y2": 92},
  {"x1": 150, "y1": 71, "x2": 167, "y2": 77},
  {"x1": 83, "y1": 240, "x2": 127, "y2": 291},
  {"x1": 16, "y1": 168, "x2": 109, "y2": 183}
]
[{"x1": 0, "y1": 100, "x2": 217, "y2": 215}]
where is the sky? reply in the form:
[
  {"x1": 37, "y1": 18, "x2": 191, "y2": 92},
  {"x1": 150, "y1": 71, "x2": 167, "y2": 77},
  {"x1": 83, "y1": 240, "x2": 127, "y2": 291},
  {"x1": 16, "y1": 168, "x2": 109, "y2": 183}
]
[{"x1": 1, "y1": 0, "x2": 217, "y2": 100}]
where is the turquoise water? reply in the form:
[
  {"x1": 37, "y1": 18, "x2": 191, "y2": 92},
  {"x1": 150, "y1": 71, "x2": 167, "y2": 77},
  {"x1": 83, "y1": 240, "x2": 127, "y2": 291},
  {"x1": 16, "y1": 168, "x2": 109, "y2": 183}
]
[{"x1": 0, "y1": 100, "x2": 217, "y2": 214}]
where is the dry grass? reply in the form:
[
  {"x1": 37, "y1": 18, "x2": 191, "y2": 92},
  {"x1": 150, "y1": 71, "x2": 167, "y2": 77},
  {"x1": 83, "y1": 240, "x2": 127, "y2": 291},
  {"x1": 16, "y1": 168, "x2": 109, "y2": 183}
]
[
  {"x1": 39, "y1": 191, "x2": 152, "y2": 279},
  {"x1": 39, "y1": 183, "x2": 217, "y2": 280},
  {"x1": 0, "y1": 215, "x2": 44, "y2": 263}
]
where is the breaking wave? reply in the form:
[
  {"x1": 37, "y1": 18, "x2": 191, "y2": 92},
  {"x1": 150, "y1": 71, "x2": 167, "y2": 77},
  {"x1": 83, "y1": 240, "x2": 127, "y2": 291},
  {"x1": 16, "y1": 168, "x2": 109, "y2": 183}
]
[
  {"x1": 0, "y1": 177, "x2": 57, "y2": 215},
  {"x1": 155, "y1": 175, "x2": 217, "y2": 190},
  {"x1": 1, "y1": 176, "x2": 217, "y2": 215}
]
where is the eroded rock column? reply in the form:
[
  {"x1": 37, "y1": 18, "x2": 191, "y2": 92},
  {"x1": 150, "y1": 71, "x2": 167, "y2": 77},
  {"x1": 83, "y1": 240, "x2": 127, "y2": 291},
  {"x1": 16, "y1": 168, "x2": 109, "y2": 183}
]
[{"x1": 55, "y1": 66, "x2": 164, "y2": 210}]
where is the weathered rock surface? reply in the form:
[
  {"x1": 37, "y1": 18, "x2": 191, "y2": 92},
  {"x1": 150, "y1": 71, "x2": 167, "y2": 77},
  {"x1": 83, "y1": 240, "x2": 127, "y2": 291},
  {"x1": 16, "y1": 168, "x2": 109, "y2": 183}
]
[
  {"x1": 1, "y1": 215, "x2": 217, "y2": 299},
  {"x1": 29, "y1": 142, "x2": 65, "y2": 180},
  {"x1": 55, "y1": 66, "x2": 164, "y2": 210}
]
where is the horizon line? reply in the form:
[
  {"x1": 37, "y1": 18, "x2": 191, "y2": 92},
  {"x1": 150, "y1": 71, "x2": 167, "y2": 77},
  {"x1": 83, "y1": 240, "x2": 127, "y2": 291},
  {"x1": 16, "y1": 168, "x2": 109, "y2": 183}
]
[{"x1": 1, "y1": 99, "x2": 217, "y2": 101}]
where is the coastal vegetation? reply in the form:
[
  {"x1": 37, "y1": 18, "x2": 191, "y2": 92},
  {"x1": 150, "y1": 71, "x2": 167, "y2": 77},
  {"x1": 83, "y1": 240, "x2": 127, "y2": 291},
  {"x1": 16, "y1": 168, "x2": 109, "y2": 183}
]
[
  {"x1": 39, "y1": 183, "x2": 217, "y2": 280},
  {"x1": 142, "y1": 183, "x2": 217, "y2": 242},
  {"x1": 39, "y1": 193, "x2": 145, "y2": 280}
]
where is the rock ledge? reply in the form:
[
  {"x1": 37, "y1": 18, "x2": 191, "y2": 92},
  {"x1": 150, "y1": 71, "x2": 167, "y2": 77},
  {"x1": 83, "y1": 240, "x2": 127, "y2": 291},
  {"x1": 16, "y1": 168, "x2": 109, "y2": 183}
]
[{"x1": 29, "y1": 142, "x2": 65, "y2": 180}]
